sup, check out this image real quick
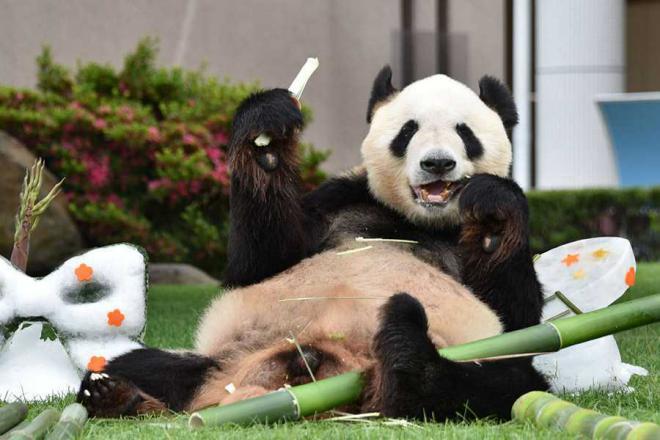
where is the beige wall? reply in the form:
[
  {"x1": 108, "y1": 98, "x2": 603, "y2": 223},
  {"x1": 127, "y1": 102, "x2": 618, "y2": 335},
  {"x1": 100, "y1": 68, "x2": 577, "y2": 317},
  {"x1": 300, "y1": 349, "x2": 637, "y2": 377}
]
[{"x1": 0, "y1": 0, "x2": 506, "y2": 172}]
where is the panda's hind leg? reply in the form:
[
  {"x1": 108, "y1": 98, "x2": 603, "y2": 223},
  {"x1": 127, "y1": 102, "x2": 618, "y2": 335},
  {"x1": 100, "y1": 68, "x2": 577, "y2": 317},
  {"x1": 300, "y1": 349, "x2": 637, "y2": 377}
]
[
  {"x1": 77, "y1": 348, "x2": 219, "y2": 417},
  {"x1": 368, "y1": 293, "x2": 548, "y2": 421}
]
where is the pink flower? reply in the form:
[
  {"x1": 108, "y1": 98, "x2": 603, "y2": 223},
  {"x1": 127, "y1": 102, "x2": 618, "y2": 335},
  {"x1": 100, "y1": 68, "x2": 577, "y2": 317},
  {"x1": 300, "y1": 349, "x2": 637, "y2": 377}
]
[
  {"x1": 106, "y1": 194, "x2": 123, "y2": 207},
  {"x1": 98, "y1": 105, "x2": 112, "y2": 115},
  {"x1": 190, "y1": 180, "x2": 202, "y2": 193},
  {"x1": 206, "y1": 147, "x2": 222, "y2": 162},
  {"x1": 93, "y1": 118, "x2": 107, "y2": 130},
  {"x1": 147, "y1": 126, "x2": 161, "y2": 142},
  {"x1": 182, "y1": 133, "x2": 197, "y2": 145},
  {"x1": 84, "y1": 156, "x2": 111, "y2": 188},
  {"x1": 118, "y1": 106, "x2": 134, "y2": 122},
  {"x1": 148, "y1": 178, "x2": 171, "y2": 191},
  {"x1": 69, "y1": 101, "x2": 83, "y2": 110},
  {"x1": 212, "y1": 131, "x2": 229, "y2": 145},
  {"x1": 211, "y1": 163, "x2": 229, "y2": 185},
  {"x1": 14, "y1": 92, "x2": 24, "y2": 102}
]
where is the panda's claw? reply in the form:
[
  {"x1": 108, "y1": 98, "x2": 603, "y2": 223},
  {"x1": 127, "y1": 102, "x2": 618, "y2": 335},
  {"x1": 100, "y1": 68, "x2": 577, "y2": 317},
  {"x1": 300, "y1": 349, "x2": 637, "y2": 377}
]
[{"x1": 77, "y1": 372, "x2": 144, "y2": 418}]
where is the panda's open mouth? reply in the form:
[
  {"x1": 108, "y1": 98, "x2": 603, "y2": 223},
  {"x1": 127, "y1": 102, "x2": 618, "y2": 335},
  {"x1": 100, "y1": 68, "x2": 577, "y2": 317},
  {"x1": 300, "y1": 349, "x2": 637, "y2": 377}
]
[{"x1": 411, "y1": 179, "x2": 465, "y2": 207}]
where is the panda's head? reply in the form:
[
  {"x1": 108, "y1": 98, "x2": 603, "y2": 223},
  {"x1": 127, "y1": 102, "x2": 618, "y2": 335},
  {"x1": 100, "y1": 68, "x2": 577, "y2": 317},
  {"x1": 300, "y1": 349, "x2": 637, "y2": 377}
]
[{"x1": 361, "y1": 66, "x2": 517, "y2": 227}]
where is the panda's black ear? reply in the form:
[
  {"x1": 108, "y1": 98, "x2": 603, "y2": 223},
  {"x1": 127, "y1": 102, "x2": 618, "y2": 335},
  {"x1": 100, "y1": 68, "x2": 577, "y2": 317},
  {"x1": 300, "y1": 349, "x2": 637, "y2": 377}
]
[
  {"x1": 478, "y1": 76, "x2": 518, "y2": 131},
  {"x1": 367, "y1": 65, "x2": 398, "y2": 123}
]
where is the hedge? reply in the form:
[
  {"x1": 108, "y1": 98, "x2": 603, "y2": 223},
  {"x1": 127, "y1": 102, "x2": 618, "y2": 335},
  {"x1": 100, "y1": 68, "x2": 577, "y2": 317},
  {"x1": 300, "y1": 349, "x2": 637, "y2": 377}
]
[{"x1": 528, "y1": 187, "x2": 659, "y2": 260}]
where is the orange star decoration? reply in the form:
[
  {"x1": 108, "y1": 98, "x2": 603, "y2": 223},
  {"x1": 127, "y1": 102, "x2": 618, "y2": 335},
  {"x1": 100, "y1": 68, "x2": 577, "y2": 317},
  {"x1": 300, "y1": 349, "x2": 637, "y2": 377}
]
[
  {"x1": 75, "y1": 263, "x2": 93, "y2": 282},
  {"x1": 87, "y1": 356, "x2": 106, "y2": 372},
  {"x1": 592, "y1": 248, "x2": 610, "y2": 260},
  {"x1": 107, "y1": 309, "x2": 125, "y2": 327},
  {"x1": 561, "y1": 253, "x2": 580, "y2": 267},
  {"x1": 625, "y1": 267, "x2": 636, "y2": 287},
  {"x1": 572, "y1": 268, "x2": 586, "y2": 280}
]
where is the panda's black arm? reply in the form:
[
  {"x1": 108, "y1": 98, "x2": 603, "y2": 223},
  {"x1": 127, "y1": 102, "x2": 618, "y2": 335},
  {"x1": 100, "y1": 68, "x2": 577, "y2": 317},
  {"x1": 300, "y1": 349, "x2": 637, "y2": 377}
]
[
  {"x1": 371, "y1": 293, "x2": 549, "y2": 421},
  {"x1": 224, "y1": 89, "x2": 313, "y2": 287},
  {"x1": 224, "y1": 90, "x2": 373, "y2": 287},
  {"x1": 458, "y1": 174, "x2": 544, "y2": 331}
]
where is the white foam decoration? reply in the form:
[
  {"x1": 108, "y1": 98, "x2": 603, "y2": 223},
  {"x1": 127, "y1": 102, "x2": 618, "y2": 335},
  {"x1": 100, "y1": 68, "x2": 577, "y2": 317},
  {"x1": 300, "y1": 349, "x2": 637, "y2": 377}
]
[
  {"x1": 533, "y1": 237, "x2": 646, "y2": 392},
  {"x1": 0, "y1": 243, "x2": 147, "y2": 399},
  {"x1": 66, "y1": 336, "x2": 143, "y2": 371},
  {"x1": 0, "y1": 322, "x2": 80, "y2": 401},
  {"x1": 533, "y1": 336, "x2": 648, "y2": 393}
]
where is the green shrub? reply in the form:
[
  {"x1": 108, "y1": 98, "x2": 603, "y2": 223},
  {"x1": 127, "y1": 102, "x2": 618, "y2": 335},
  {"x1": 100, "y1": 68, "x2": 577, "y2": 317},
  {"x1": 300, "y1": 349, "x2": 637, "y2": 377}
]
[
  {"x1": 528, "y1": 187, "x2": 660, "y2": 260},
  {"x1": 0, "y1": 38, "x2": 329, "y2": 277}
]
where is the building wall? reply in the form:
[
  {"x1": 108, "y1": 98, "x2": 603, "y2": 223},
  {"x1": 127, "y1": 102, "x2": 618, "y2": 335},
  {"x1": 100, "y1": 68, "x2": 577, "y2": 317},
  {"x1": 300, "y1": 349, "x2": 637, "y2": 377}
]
[
  {"x1": 0, "y1": 0, "x2": 505, "y2": 172},
  {"x1": 535, "y1": 0, "x2": 624, "y2": 189}
]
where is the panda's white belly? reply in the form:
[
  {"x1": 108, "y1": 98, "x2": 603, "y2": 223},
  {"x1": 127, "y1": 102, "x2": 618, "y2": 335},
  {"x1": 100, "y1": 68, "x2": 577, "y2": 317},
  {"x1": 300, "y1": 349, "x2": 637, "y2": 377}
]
[{"x1": 195, "y1": 243, "x2": 502, "y2": 358}]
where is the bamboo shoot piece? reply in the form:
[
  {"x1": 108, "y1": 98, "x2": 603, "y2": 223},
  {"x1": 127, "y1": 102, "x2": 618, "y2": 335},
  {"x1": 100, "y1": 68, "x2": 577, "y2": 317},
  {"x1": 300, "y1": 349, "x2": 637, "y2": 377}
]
[
  {"x1": 7, "y1": 409, "x2": 59, "y2": 440},
  {"x1": 0, "y1": 403, "x2": 28, "y2": 435},
  {"x1": 189, "y1": 294, "x2": 660, "y2": 427},
  {"x1": 45, "y1": 404, "x2": 87, "y2": 440}
]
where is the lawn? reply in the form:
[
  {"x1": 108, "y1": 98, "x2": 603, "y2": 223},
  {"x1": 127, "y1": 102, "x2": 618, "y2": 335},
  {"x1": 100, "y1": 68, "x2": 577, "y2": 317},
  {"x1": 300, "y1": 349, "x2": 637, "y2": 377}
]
[{"x1": 11, "y1": 263, "x2": 660, "y2": 439}]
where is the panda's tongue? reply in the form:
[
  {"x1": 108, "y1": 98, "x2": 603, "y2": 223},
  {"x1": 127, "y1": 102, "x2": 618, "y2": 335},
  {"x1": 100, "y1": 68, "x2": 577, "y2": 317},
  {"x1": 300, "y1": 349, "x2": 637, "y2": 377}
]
[{"x1": 416, "y1": 180, "x2": 454, "y2": 204}]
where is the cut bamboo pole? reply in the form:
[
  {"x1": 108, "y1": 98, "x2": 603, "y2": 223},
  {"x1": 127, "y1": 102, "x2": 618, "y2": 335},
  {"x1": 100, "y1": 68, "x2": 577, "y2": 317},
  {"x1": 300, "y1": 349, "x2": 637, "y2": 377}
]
[
  {"x1": 0, "y1": 403, "x2": 28, "y2": 435},
  {"x1": 189, "y1": 294, "x2": 660, "y2": 428},
  {"x1": 512, "y1": 391, "x2": 660, "y2": 439},
  {"x1": 44, "y1": 403, "x2": 87, "y2": 440},
  {"x1": 6, "y1": 408, "x2": 59, "y2": 440}
]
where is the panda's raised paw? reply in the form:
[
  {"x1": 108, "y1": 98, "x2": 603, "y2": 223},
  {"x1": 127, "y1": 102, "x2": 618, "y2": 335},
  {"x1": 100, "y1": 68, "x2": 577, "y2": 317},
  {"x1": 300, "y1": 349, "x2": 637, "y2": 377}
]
[{"x1": 230, "y1": 88, "x2": 304, "y2": 173}]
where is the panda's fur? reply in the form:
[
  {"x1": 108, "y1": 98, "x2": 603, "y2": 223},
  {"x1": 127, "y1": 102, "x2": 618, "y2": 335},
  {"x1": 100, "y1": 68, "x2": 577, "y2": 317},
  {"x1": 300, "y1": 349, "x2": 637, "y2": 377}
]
[{"x1": 77, "y1": 66, "x2": 548, "y2": 421}]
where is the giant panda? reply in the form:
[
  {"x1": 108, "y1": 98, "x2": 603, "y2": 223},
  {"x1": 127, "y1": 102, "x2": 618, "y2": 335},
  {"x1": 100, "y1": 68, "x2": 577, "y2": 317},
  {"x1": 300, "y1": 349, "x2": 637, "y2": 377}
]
[{"x1": 77, "y1": 66, "x2": 548, "y2": 421}]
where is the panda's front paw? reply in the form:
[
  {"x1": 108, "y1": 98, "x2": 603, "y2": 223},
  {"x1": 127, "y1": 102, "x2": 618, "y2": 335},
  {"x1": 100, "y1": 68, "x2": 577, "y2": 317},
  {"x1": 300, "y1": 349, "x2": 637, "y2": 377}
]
[
  {"x1": 371, "y1": 293, "x2": 444, "y2": 418},
  {"x1": 77, "y1": 372, "x2": 143, "y2": 418},
  {"x1": 229, "y1": 88, "x2": 303, "y2": 173},
  {"x1": 459, "y1": 174, "x2": 528, "y2": 256}
]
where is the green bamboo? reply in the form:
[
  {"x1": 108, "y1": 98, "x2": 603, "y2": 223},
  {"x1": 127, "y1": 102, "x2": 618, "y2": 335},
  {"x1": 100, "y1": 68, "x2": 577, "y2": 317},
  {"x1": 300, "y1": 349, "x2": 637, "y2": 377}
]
[
  {"x1": 189, "y1": 294, "x2": 660, "y2": 428},
  {"x1": 44, "y1": 404, "x2": 87, "y2": 440},
  {"x1": 7, "y1": 409, "x2": 59, "y2": 440},
  {"x1": 512, "y1": 391, "x2": 660, "y2": 439},
  {"x1": 0, "y1": 420, "x2": 30, "y2": 440},
  {"x1": 0, "y1": 403, "x2": 28, "y2": 435}
]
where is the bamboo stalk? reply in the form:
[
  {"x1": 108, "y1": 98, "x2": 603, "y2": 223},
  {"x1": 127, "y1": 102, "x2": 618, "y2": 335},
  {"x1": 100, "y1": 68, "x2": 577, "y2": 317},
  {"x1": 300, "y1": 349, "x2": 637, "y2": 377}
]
[
  {"x1": 7, "y1": 409, "x2": 59, "y2": 440},
  {"x1": 512, "y1": 391, "x2": 660, "y2": 439},
  {"x1": 188, "y1": 294, "x2": 660, "y2": 427},
  {"x1": 44, "y1": 404, "x2": 87, "y2": 440},
  {"x1": 0, "y1": 420, "x2": 30, "y2": 440},
  {"x1": 0, "y1": 403, "x2": 28, "y2": 435}
]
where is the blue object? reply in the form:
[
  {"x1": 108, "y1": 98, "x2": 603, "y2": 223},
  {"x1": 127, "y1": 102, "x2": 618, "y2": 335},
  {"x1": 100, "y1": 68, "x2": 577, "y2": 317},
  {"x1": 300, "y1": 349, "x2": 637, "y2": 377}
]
[{"x1": 597, "y1": 93, "x2": 660, "y2": 187}]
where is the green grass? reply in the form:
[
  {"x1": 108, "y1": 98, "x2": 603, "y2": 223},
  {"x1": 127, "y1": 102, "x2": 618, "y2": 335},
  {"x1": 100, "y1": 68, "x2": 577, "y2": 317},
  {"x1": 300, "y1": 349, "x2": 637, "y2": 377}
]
[{"x1": 6, "y1": 263, "x2": 660, "y2": 439}]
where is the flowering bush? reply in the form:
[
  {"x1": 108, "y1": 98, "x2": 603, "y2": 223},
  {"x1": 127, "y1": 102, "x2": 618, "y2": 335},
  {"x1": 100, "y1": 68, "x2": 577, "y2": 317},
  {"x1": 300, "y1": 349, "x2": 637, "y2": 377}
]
[{"x1": 0, "y1": 38, "x2": 329, "y2": 277}]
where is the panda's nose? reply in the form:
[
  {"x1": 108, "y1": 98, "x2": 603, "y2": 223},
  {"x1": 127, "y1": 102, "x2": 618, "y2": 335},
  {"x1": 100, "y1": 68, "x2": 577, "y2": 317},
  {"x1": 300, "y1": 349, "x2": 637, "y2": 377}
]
[{"x1": 420, "y1": 158, "x2": 456, "y2": 175}]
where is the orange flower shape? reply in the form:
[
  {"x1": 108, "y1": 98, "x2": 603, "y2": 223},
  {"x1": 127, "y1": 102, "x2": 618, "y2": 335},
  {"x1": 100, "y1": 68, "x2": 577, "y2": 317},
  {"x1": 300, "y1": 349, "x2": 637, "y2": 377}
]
[
  {"x1": 561, "y1": 253, "x2": 580, "y2": 267},
  {"x1": 572, "y1": 268, "x2": 586, "y2": 280},
  {"x1": 107, "y1": 309, "x2": 125, "y2": 327},
  {"x1": 625, "y1": 267, "x2": 636, "y2": 287},
  {"x1": 592, "y1": 248, "x2": 610, "y2": 260},
  {"x1": 87, "y1": 356, "x2": 106, "y2": 372},
  {"x1": 75, "y1": 263, "x2": 94, "y2": 282}
]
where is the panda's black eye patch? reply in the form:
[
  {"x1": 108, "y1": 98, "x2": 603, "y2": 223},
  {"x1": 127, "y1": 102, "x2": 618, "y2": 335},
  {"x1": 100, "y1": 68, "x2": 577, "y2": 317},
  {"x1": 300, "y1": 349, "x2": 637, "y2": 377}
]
[
  {"x1": 456, "y1": 123, "x2": 484, "y2": 160},
  {"x1": 390, "y1": 120, "x2": 419, "y2": 158}
]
